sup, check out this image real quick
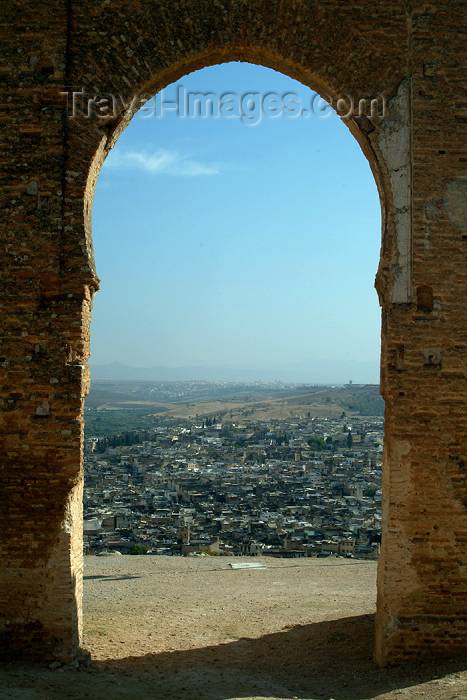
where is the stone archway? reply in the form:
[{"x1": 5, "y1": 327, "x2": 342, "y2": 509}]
[{"x1": 1, "y1": 0, "x2": 465, "y2": 668}]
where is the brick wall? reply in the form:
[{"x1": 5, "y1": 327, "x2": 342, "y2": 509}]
[{"x1": 0, "y1": 0, "x2": 465, "y2": 665}]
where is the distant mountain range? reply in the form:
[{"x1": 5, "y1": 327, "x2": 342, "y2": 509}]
[
  {"x1": 90, "y1": 361, "x2": 378, "y2": 384},
  {"x1": 91, "y1": 362, "x2": 293, "y2": 382}
]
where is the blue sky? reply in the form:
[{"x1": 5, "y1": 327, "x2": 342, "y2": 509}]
[{"x1": 91, "y1": 62, "x2": 381, "y2": 384}]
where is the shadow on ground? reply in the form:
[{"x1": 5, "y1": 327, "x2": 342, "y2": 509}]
[
  {"x1": 83, "y1": 575, "x2": 142, "y2": 581},
  {"x1": 94, "y1": 614, "x2": 466, "y2": 699},
  {"x1": 1, "y1": 614, "x2": 465, "y2": 699}
]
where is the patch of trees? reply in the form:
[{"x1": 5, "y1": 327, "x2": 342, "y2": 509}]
[
  {"x1": 343, "y1": 390, "x2": 384, "y2": 416},
  {"x1": 275, "y1": 433, "x2": 289, "y2": 446},
  {"x1": 307, "y1": 436, "x2": 334, "y2": 451},
  {"x1": 129, "y1": 544, "x2": 148, "y2": 555},
  {"x1": 308, "y1": 436, "x2": 326, "y2": 450},
  {"x1": 94, "y1": 430, "x2": 157, "y2": 452}
]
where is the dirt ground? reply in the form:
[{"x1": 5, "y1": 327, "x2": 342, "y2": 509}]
[
  {"x1": 104, "y1": 397, "x2": 346, "y2": 421},
  {"x1": 0, "y1": 555, "x2": 465, "y2": 700}
]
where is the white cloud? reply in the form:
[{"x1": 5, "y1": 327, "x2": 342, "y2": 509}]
[{"x1": 104, "y1": 148, "x2": 221, "y2": 176}]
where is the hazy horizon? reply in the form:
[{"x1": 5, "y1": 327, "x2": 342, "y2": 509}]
[{"x1": 90, "y1": 359, "x2": 379, "y2": 385}]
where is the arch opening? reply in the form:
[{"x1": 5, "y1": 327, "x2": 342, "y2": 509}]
[{"x1": 84, "y1": 64, "x2": 388, "y2": 680}]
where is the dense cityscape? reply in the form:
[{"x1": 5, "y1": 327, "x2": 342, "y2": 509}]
[{"x1": 84, "y1": 382, "x2": 383, "y2": 560}]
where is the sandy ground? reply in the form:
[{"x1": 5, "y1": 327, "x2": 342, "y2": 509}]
[{"x1": 0, "y1": 555, "x2": 465, "y2": 700}]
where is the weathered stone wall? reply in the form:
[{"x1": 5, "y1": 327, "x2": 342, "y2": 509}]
[{"x1": 0, "y1": 0, "x2": 465, "y2": 665}]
